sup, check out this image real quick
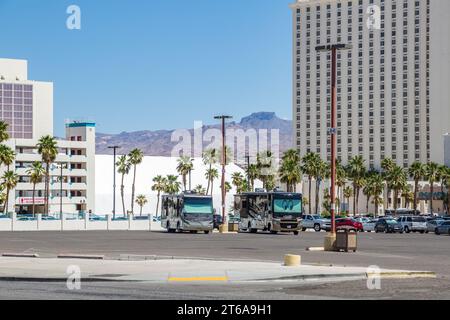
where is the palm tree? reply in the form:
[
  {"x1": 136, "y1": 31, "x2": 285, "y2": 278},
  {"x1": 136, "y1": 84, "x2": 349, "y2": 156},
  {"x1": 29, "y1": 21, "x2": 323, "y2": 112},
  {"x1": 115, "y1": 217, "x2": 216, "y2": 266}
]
[
  {"x1": 202, "y1": 149, "x2": 219, "y2": 195},
  {"x1": 279, "y1": 149, "x2": 301, "y2": 192},
  {"x1": 128, "y1": 148, "x2": 144, "y2": 216},
  {"x1": 347, "y1": 156, "x2": 366, "y2": 216},
  {"x1": 389, "y1": 166, "x2": 407, "y2": 215},
  {"x1": 37, "y1": 135, "x2": 58, "y2": 215},
  {"x1": 247, "y1": 164, "x2": 259, "y2": 192},
  {"x1": 441, "y1": 166, "x2": 450, "y2": 216},
  {"x1": 256, "y1": 151, "x2": 276, "y2": 190},
  {"x1": 366, "y1": 173, "x2": 384, "y2": 217},
  {"x1": 438, "y1": 165, "x2": 449, "y2": 214},
  {"x1": 314, "y1": 160, "x2": 329, "y2": 215},
  {"x1": 26, "y1": 162, "x2": 45, "y2": 217},
  {"x1": 164, "y1": 175, "x2": 181, "y2": 194},
  {"x1": 381, "y1": 158, "x2": 396, "y2": 209},
  {"x1": 223, "y1": 181, "x2": 232, "y2": 194},
  {"x1": 408, "y1": 162, "x2": 426, "y2": 212},
  {"x1": 301, "y1": 152, "x2": 321, "y2": 214},
  {"x1": 205, "y1": 168, "x2": 219, "y2": 196},
  {"x1": 135, "y1": 195, "x2": 148, "y2": 216},
  {"x1": 425, "y1": 162, "x2": 440, "y2": 215},
  {"x1": 402, "y1": 186, "x2": 414, "y2": 210},
  {"x1": 152, "y1": 175, "x2": 167, "y2": 217},
  {"x1": 116, "y1": 155, "x2": 131, "y2": 217},
  {"x1": 363, "y1": 175, "x2": 372, "y2": 214},
  {"x1": 343, "y1": 186, "x2": 353, "y2": 215},
  {"x1": 336, "y1": 162, "x2": 347, "y2": 215},
  {"x1": 0, "y1": 145, "x2": 15, "y2": 171},
  {"x1": 0, "y1": 121, "x2": 9, "y2": 143},
  {"x1": 231, "y1": 172, "x2": 245, "y2": 194},
  {"x1": 177, "y1": 156, "x2": 194, "y2": 191},
  {"x1": 194, "y1": 185, "x2": 206, "y2": 195},
  {"x1": 2, "y1": 171, "x2": 19, "y2": 214}
]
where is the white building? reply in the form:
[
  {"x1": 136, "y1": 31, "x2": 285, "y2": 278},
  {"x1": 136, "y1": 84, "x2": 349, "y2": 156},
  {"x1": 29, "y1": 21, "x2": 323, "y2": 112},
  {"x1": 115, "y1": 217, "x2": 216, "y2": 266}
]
[
  {"x1": 0, "y1": 58, "x2": 96, "y2": 214},
  {"x1": 95, "y1": 155, "x2": 261, "y2": 217},
  {"x1": 290, "y1": 0, "x2": 450, "y2": 169}
]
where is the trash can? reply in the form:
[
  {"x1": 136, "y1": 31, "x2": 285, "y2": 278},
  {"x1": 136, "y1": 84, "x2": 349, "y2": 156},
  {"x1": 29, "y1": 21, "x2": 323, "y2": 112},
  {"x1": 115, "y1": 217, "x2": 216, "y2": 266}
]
[
  {"x1": 228, "y1": 222, "x2": 239, "y2": 232},
  {"x1": 335, "y1": 227, "x2": 357, "y2": 252}
]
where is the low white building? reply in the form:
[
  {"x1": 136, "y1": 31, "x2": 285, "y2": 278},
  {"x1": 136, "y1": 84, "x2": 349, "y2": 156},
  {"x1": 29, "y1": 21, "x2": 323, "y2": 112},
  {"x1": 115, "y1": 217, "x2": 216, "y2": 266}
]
[
  {"x1": 0, "y1": 58, "x2": 96, "y2": 214},
  {"x1": 95, "y1": 155, "x2": 261, "y2": 217}
]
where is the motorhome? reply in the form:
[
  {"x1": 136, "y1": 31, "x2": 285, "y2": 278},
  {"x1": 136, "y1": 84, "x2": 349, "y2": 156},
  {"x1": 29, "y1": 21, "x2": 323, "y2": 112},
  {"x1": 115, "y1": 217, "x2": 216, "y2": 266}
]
[
  {"x1": 234, "y1": 191, "x2": 302, "y2": 235},
  {"x1": 161, "y1": 192, "x2": 214, "y2": 234}
]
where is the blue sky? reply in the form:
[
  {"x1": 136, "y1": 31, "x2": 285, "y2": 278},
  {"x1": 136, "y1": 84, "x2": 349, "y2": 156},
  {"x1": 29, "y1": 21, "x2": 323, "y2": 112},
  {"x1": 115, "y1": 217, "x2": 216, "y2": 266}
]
[{"x1": 0, "y1": 0, "x2": 293, "y2": 135}]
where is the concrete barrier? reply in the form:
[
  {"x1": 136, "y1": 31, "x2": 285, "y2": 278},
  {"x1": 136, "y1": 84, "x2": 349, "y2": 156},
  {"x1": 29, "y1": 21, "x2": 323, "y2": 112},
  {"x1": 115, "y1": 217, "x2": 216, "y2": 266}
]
[
  {"x1": 284, "y1": 254, "x2": 301, "y2": 267},
  {"x1": 0, "y1": 215, "x2": 164, "y2": 232}
]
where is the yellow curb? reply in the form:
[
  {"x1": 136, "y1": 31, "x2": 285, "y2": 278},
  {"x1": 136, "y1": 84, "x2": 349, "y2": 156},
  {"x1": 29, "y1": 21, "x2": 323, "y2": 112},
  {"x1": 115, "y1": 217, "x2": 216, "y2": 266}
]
[{"x1": 168, "y1": 276, "x2": 229, "y2": 282}]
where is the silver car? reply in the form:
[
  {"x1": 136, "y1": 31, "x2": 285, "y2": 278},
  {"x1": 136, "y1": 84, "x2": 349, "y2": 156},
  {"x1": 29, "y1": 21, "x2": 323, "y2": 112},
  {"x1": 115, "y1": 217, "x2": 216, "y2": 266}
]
[
  {"x1": 426, "y1": 219, "x2": 445, "y2": 233},
  {"x1": 397, "y1": 216, "x2": 427, "y2": 233},
  {"x1": 435, "y1": 221, "x2": 450, "y2": 235},
  {"x1": 361, "y1": 219, "x2": 378, "y2": 232}
]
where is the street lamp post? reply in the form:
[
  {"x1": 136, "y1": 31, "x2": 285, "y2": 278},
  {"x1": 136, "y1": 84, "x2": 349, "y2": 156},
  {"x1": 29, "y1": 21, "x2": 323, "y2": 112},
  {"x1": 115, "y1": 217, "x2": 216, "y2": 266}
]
[
  {"x1": 108, "y1": 146, "x2": 121, "y2": 220},
  {"x1": 60, "y1": 163, "x2": 63, "y2": 216},
  {"x1": 214, "y1": 115, "x2": 233, "y2": 233},
  {"x1": 316, "y1": 44, "x2": 351, "y2": 249},
  {"x1": 245, "y1": 154, "x2": 251, "y2": 192}
]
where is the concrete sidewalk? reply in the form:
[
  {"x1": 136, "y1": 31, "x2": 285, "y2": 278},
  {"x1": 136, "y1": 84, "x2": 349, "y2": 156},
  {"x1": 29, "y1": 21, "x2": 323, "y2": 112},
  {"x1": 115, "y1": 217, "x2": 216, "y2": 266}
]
[{"x1": 0, "y1": 257, "x2": 435, "y2": 283}]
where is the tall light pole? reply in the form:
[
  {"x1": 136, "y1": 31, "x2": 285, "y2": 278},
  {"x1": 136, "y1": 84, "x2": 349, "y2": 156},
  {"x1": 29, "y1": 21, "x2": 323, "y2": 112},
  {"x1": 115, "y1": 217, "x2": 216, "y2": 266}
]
[
  {"x1": 316, "y1": 44, "x2": 351, "y2": 249},
  {"x1": 108, "y1": 146, "x2": 121, "y2": 220},
  {"x1": 245, "y1": 154, "x2": 251, "y2": 192},
  {"x1": 214, "y1": 115, "x2": 233, "y2": 232}
]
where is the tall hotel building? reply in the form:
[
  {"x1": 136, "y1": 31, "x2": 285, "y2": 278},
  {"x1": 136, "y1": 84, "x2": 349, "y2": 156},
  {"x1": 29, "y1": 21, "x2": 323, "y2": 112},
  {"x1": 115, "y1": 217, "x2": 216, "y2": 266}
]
[
  {"x1": 0, "y1": 58, "x2": 95, "y2": 214},
  {"x1": 290, "y1": 0, "x2": 450, "y2": 169}
]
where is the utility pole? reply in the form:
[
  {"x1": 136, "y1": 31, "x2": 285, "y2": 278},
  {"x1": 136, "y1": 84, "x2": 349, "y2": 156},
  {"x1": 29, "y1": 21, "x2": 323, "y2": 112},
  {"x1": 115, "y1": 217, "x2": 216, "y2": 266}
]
[
  {"x1": 60, "y1": 163, "x2": 63, "y2": 216},
  {"x1": 108, "y1": 146, "x2": 121, "y2": 220},
  {"x1": 214, "y1": 115, "x2": 233, "y2": 233},
  {"x1": 316, "y1": 44, "x2": 352, "y2": 250},
  {"x1": 245, "y1": 154, "x2": 251, "y2": 192}
]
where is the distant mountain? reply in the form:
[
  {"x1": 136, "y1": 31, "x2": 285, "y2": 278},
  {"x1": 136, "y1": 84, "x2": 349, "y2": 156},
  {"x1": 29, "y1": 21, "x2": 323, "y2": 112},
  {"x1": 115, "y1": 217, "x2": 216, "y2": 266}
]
[{"x1": 96, "y1": 112, "x2": 293, "y2": 158}]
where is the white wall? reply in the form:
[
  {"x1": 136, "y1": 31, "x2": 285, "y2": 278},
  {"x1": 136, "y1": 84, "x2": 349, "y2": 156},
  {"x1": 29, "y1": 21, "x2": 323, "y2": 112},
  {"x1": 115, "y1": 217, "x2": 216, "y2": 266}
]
[
  {"x1": 0, "y1": 58, "x2": 27, "y2": 81},
  {"x1": 430, "y1": 0, "x2": 450, "y2": 164},
  {"x1": 95, "y1": 155, "x2": 261, "y2": 216}
]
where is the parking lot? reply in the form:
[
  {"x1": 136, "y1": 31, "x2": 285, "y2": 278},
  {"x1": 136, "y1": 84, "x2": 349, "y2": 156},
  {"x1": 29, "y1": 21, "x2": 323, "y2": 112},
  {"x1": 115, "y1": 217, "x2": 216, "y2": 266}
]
[{"x1": 0, "y1": 230, "x2": 448, "y2": 299}]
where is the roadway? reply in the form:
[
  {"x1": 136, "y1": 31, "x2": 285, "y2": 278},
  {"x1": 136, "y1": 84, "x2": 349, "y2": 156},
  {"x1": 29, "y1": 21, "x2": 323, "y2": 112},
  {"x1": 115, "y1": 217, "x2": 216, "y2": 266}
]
[{"x1": 0, "y1": 230, "x2": 449, "y2": 299}]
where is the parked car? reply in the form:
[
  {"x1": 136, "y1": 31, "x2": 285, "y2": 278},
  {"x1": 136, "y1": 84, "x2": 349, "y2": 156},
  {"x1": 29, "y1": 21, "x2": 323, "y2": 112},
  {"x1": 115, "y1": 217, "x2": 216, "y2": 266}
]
[
  {"x1": 17, "y1": 216, "x2": 35, "y2": 221},
  {"x1": 112, "y1": 216, "x2": 127, "y2": 221},
  {"x1": 426, "y1": 219, "x2": 445, "y2": 233},
  {"x1": 434, "y1": 221, "x2": 450, "y2": 235},
  {"x1": 397, "y1": 216, "x2": 427, "y2": 233},
  {"x1": 42, "y1": 216, "x2": 57, "y2": 221},
  {"x1": 213, "y1": 214, "x2": 223, "y2": 230},
  {"x1": 134, "y1": 216, "x2": 149, "y2": 220},
  {"x1": 362, "y1": 219, "x2": 378, "y2": 232},
  {"x1": 301, "y1": 215, "x2": 331, "y2": 232},
  {"x1": 375, "y1": 218, "x2": 404, "y2": 233},
  {"x1": 90, "y1": 215, "x2": 107, "y2": 221},
  {"x1": 335, "y1": 218, "x2": 363, "y2": 231}
]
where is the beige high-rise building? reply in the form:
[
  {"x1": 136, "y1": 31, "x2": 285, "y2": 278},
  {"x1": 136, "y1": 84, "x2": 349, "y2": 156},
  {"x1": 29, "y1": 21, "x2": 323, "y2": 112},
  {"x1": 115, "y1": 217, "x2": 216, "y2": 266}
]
[{"x1": 290, "y1": 0, "x2": 450, "y2": 169}]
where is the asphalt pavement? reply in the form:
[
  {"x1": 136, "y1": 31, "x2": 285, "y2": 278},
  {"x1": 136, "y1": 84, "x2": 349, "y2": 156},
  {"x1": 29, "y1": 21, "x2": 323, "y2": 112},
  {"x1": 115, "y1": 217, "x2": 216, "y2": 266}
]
[{"x1": 0, "y1": 230, "x2": 448, "y2": 299}]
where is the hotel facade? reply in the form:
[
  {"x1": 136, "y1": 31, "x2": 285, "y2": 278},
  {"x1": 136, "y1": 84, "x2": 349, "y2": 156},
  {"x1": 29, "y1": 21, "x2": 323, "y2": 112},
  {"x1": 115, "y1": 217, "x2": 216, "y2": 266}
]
[
  {"x1": 290, "y1": 0, "x2": 450, "y2": 169},
  {"x1": 0, "y1": 58, "x2": 95, "y2": 214}
]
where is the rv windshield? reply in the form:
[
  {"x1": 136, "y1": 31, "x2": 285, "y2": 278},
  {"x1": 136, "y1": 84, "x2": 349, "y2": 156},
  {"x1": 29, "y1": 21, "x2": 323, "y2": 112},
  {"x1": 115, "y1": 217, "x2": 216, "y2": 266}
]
[
  {"x1": 183, "y1": 197, "x2": 213, "y2": 216},
  {"x1": 273, "y1": 197, "x2": 302, "y2": 216}
]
